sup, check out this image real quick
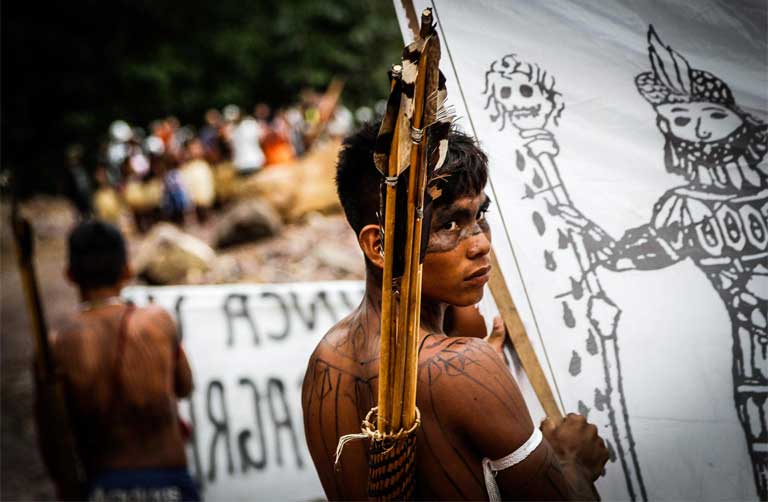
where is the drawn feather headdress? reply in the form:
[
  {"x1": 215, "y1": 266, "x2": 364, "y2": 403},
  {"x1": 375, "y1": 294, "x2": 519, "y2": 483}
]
[{"x1": 636, "y1": 26, "x2": 735, "y2": 108}]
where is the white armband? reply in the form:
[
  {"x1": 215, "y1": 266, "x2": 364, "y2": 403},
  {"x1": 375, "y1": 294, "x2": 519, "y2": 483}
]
[{"x1": 482, "y1": 428, "x2": 543, "y2": 501}]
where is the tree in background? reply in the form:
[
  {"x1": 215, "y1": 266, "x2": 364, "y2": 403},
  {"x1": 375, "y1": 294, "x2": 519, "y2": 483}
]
[{"x1": 1, "y1": 0, "x2": 402, "y2": 196}]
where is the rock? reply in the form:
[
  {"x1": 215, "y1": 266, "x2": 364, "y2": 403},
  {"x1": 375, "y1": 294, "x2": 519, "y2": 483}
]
[
  {"x1": 237, "y1": 165, "x2": 296, "y2": 217},
  {"x1": 312, "y1": 241, "x2": 363, "y2": 275},
  {"x1": 234, "y1": 138, "x2": 342, "y2": 222},
  {"x1": 288, "y1": 138, "x2": 343, "y2": 221},
  {"x1": 133, "y1": 223, "x2": 217, "y2": 285},
  {"x1": 214, "y1": 199, "x2": 282, "y2": 248},
  {"x1": 207, "y1": 255, "x2": 243, "y2": 284}
]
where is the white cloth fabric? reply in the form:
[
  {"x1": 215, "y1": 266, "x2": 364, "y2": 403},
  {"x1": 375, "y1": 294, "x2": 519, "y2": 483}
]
[
  {"x1": 482, "y1": 428, "x2": 543, "y2": 501},
  {"x1": 231, "y1": 117, "x2": 265, "y2": 172}
]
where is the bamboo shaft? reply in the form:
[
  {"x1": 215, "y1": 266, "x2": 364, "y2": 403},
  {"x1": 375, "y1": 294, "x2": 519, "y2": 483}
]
[
  {"x1": 376, "y1": 9, "x2": 437, "y2": 439},
  {"x1": 390, "y1": 48, "x2": 431, "y2": 431},
  {"x1": 395, "y1": 46, "x2": 433, "y2": 430},
  {"x1": 401, "y1": 265, "x2": 422, "y2": 428},
  {"x1": 390, "y1": 148, "x2": 418, "y2": 431},
  {"x1": 377, "y1": 104, "x2": 401, "y2": 431},
  {"x1": 401, "y1": 136, "x2": 429, "y2": 428}
]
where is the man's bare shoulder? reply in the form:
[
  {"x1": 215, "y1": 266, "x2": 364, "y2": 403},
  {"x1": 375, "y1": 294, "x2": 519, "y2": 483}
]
[
  {"x1": 302, "y1": 306, "x2": 380, "y2": 401},
  {"x1": 50, "y1": 312, "x2": 91, "y2": 353},
  {"x1": 133, "y1": 304, "x2": 175, "y2": 328},
  {"x1": 419, "y1": 335, "x2": 528, "y2": 416},
  {"x1": 52, "y1": 313, "x2": 83, "y2": 338},
  {"x1": 53, "y1": 305, "x2": 175, "y2": 355},
  {"x1": 419, "y1": 334, "x2": 507, "y2": 378},
  {"x1": 49, "y1": 313, "x2": 103, "y2": 377},
  {"x1": 306, "y1": 310, "x2": 364, "y2": 373},
  {"x1": 302, "y1": 312, "x2": 371, "y2": 419},
  {"x1": 128, "y1": 304, "x2": 177, "y2": 344}
]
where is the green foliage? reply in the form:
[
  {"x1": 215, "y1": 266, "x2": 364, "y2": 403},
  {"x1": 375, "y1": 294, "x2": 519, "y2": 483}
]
[{"x1": 1, "y1": 0, "x2": 403, "y2": 195}]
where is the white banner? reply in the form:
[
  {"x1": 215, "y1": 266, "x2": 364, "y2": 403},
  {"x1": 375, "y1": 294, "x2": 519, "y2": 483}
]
[
  {"x1": 394, "y1": 1, "x2": 767, "y2": 500},
  {"x1": 123, "y1": 281, "x2": 365, "y2": 501}
]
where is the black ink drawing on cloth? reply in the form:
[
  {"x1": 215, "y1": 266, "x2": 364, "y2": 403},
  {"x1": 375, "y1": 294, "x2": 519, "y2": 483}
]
[
  {"x1": 484, "y1": 25, "x2": 768, "y2": 500},
  {"x1": 483, "y1": 50, "x2": 647, "y2": 501}
]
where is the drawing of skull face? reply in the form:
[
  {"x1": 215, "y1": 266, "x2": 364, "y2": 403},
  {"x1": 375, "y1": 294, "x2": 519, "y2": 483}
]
[
  {"x1": 656, "y1": 102, "x2": 743, "y2": 142},
  {"x1": 484, "y1": 55, "x2": 564, "y2": 132},
  {"x1": 488, "y1": 72, "x2": 554, "y2": 130}
]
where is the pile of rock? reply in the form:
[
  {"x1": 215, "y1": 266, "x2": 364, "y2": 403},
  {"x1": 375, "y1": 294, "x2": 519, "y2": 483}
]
[
  {"x1": 131, "y1": 139, "x2": 355, "y2": 285},
  {"x1": 133, "y1": 223, "x2": 240, "y2": 285},
  {"x1": 213, "y1": 199, "x2": 282, "y2": 249}
]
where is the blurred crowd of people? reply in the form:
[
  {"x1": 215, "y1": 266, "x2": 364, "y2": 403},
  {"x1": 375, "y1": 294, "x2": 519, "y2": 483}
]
[{"x1": 63, "y1": 90, "x2": 362, "y2": 233}]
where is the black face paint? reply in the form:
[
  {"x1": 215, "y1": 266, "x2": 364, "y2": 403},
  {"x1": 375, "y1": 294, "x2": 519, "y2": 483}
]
[{"x1": 426, "y1": 196, "x2": 491, "y2": 254}]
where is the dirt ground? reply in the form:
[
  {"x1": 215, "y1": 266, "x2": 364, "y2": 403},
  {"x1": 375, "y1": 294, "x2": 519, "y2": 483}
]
[{"x1": 0, "y1": 197, "x2": 362, "y2": 501}]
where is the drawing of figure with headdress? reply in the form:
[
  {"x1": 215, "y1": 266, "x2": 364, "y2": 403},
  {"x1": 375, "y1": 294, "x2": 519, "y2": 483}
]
[
  {"x1": 557, "y1": 26, "x2": 768, "y2": 498},
  {"x1": 483, "y1": 24, "x2": 768, "y2": 499}
]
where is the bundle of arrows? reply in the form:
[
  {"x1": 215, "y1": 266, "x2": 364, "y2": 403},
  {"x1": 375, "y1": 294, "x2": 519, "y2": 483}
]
[{"x1": 334, "y1": 8, "x2": 455, "y2": 500}]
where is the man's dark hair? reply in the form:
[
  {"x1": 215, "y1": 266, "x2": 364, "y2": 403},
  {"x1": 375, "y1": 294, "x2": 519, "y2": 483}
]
[
  {"x1": 336, "y1": 121, "x2": 488, "y2": 235},
  {"x1": 68, "y1": 220, "x2": 127, "y2": 289}
]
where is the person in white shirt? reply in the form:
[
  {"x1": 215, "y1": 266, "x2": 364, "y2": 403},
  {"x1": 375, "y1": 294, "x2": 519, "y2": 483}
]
[{"x1": 230, "y1": 111, "x2": 265, "y2": 176}]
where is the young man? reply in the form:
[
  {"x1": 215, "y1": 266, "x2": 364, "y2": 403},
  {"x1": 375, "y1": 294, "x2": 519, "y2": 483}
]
[
  {"x1": 302, "y1": 124, "x2": 609, "y2": 500},
  {"x1": 35, "y1": 220, "x2": 198, "y2": 501}
]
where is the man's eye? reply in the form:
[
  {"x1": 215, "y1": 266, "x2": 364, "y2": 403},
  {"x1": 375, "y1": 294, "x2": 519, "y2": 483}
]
[
  {"x1": 674, "y1": 117, "x2": 691, "y2": 126},
  {"x1": 477, "y1": 208, "x2": 489, "y2": 221},
  {"x1": 710, "y1": 112, "x2": 727, "y2": 120},
  {"x1": 442, "y1": 221, "x2": 458, "y2": 231}
]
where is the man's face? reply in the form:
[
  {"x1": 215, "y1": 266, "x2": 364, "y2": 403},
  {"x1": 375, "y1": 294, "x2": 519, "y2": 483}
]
[
  {"x1": 656, "y1": 102, "x2": 743, "y2": 142},
  {"x1": 421, "y1": 193, "x2": 492, "y2": 307}
]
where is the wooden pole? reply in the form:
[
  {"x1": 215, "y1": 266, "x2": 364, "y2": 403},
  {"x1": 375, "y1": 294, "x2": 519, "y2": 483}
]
[
  {"x1": 11, "y1": 207, "x2": 54, "y2": 377},
  {"x1": 10, "y1": 199, "x2": 85, "y2": 499},
  {"x1": 400, "y1": 0, "x2": 420, "y2": 40},
  {"x1": 489, "y1": 249, "x2": 563, "y2": 419}
]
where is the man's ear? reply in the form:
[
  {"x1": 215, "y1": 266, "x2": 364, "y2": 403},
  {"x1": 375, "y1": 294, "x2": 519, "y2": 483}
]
[{"x1": 358, "y1": 224, "x2": 384, "y2": 270}]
